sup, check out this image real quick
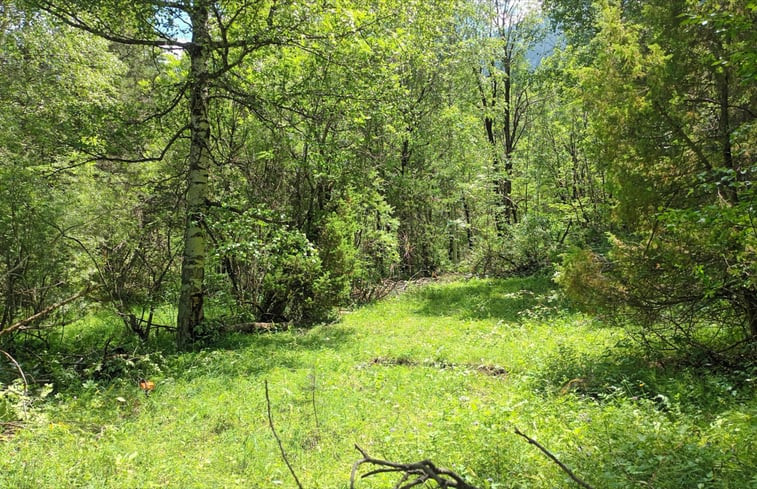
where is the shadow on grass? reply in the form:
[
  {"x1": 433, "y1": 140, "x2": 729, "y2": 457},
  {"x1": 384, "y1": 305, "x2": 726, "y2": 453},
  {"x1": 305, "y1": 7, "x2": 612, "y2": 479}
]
[
  {"x1": 3, "y1": 312, "x2": 354, "y2": 391},
  {"x1": 412, "y1": 275, "x2": 565, "y2": 322},
  {"x1": 210, "y1": 323, "x2": 353, "y2": 353},
  {"x1": 534, "y1": 343, "x2": 756, "y2": 415},
  {"x1": 165, "y1": 324, "x2": 357, "y2": 378}
]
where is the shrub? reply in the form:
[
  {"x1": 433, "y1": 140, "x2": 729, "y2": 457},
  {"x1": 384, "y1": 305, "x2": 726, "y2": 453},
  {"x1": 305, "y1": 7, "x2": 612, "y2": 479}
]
[
  {"x1": 207, "y1": 208, "x2": 349, "y2": 324},
  {"x1": 472, "y1": 214, "x2": 562, "y2": 277}
]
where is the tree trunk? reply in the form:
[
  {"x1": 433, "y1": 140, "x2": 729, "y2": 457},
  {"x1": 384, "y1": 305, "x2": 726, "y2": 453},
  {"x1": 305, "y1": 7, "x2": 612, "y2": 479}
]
[
  {"x1": 502, "y1": 58, "x2": 517, "y2": 226},
  {"x1": 484, "y1": 115, "x2": 507, "y2": 234},
  {"x1": 718, "y1": 69, "x2": 739, "y2": 204},
  {"x1": 177, "y1": 3, "x2": 211, "y2": 349},
  {"x1": 462, "y1": 197, "x2": 473, "y2": 250}
]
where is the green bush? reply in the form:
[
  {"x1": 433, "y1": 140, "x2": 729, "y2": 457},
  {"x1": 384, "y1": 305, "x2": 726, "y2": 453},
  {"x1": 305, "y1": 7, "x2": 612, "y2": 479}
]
[
  {"x1": 554, "y1": 246, "x2": 618, "y2": 313},
  {"x1": 472, "y1": 214, "x2": 563, "y2": 276},
  {"x1": 258, "y1": 229, "x2": 340, "y2": 323},
  {"x1": 318, "y1": 190, "x2": 399, "y2": 301},
  {"x1": 207, "y1": 208, "x2": 347, "y2": 324}
]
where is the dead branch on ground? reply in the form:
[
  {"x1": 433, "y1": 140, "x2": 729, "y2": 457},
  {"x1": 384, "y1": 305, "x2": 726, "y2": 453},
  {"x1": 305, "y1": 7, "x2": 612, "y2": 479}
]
[
  {"x1": 350, "y1": 427, "x2": 596, "y2": 489},
  {"x1": 513, "y1": 427, "x2": 595, "y2": 489},
  {"x1": 265, "y1": 380, "x2": 305, "y2": 489},
  {"x1": 350, "y1": 444, "x2": 481, "y2": 489},
  {"x1": 223, "y1": 322, "x2": 286, "y2": 334}
]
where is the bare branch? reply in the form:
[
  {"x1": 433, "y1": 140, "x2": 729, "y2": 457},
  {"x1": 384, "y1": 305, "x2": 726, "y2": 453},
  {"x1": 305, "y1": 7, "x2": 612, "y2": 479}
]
[
  {"x1": 0, "y1": 350, "x2": 28, "y2": 396},
  {"x1": 90, "y1": 124, "x2": 191, "y2": 164},
  {"x1": 513, "y1": 427, "x2": 595, "y2": 489},
  {"x1": 33, "y1": 1, "x2": 191, "y2": 49},
  {"x1": 137, "y1": 82, "x2": 190, "y2": 125},
  {"x1": 265, "y1": 380, "x2": 305, "y2": 489},
  {"x1": 653, "y1": 100, "x2": 712, "y2": 171},
  {"x1": 350, "y1": 444, "x2": 481, "y2": 489},
  {"x1": 0, "y1": 349, "x2": 28, "y2": 419}
]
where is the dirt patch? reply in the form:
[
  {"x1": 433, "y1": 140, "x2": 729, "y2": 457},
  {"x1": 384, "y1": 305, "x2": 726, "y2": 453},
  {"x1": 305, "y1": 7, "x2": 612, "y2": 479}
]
[{"x1": 364, "y1": 356, "x2": 507, "y2": 379}]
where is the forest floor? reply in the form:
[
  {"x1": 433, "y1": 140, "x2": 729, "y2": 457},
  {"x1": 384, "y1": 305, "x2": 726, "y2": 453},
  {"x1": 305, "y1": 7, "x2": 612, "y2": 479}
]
[{"x1": 1, "y1": 276, "x2": 755, "y2": 488}]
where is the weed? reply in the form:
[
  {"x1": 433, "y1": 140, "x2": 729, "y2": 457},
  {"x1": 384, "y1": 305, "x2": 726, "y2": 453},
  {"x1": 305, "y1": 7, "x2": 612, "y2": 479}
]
[{"x1": 0, "y1": 277, "x2": 754, "y2": 488}]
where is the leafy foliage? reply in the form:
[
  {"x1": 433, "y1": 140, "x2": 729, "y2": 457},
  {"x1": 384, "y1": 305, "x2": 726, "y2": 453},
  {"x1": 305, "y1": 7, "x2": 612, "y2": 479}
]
[
  {"x1": 0, "y1": 5, "x2": 125, "y2": 339},
  {"x1": 555, "y1": 0, "x2": 757, "y2": 360},
  {"x1": 1, "y1": 0, "x2": 752, "y2": 364}
]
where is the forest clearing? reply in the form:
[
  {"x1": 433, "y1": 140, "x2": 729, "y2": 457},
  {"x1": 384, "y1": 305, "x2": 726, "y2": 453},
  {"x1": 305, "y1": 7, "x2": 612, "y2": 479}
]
[
  {"x1": 1, "y1": 0, "x2": 755, "y2": 487},
  {"x1": 1, "y1": 277, "x2": 754, "y2": 488}
]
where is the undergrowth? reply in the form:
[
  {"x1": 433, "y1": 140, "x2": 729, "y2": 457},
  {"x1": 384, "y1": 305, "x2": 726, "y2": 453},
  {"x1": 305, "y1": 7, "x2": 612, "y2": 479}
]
[{"x1": 1, "y1": 277, "x2": 755, "y2": 488}]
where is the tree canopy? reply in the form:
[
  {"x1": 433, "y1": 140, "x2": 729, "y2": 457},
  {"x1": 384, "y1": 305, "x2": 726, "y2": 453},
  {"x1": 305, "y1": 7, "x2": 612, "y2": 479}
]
[{"x1": 0, "y1": 0, "x2": 753, "y2": 363}]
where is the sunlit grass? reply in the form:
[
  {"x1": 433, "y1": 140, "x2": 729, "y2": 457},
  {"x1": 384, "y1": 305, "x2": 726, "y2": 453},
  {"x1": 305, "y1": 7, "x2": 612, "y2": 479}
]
[{"x1": 1, "y1": 276, "x2": 755, "y2": 488}]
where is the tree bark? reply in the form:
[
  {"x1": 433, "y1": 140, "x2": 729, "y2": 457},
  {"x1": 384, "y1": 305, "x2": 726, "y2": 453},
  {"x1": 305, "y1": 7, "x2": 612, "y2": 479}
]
[
  {"x1": 462, "y1": 197, "x2": 474, "y2": 250},
  {"x1": 177, "y1": 2, "x2": 212, "y2": 349},
  {"x1": 502, "y1": 56, "x2": 517, "y2": 225}
]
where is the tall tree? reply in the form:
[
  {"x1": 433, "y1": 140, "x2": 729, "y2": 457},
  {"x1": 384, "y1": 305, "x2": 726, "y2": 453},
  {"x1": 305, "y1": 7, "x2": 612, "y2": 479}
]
[
  {"x1": 472, "y1": 0, "x2": 542, "y2": 230},
  {"x1": 560, "y1": 0, "x2": 757, "y2": 358},
  {"x1": 23, "y1": 0, "x2": 331, "y2": 347}
]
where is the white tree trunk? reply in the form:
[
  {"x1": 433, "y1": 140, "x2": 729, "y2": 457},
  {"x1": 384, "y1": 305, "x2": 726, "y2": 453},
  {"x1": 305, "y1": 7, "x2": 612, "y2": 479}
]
[{"x1": 177, "y1": 2, "x2": 211, "y2": 348}]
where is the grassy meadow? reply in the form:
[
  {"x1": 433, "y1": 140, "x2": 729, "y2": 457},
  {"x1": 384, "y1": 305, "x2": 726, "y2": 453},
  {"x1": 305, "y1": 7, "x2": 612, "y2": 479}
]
[{"x1": 1, "y1": 276, "x2": 755, "y2": 488}]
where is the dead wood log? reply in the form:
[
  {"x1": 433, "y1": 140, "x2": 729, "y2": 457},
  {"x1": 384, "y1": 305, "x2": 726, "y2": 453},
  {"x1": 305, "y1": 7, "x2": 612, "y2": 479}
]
[
  {"x1": 0, "y1": 287, "x2": 88, "y2": 338},
  {"x1": 221, "y1": 322, "x2": 286, "y2": 334}
]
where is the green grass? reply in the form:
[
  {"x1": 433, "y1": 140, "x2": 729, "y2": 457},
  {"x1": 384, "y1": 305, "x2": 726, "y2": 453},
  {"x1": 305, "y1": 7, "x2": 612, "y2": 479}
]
[{"x1": 1, "y1": 276, "x2": 755, "y2": 488}]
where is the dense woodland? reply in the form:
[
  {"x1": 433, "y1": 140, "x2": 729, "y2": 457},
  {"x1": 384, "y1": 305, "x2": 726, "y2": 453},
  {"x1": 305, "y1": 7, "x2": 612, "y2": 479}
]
[
  {"x1": 0, "y1": 0, "x2": 756, "y2": 486},
  {"x1": 2, "y1": 0, "x2": 754, "y2": 357}
]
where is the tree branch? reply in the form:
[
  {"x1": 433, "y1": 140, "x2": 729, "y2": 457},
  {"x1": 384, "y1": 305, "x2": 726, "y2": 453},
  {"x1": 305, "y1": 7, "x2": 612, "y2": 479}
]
[
  {"x1": 0, "y1": 350, "x2": 28, "y2": 396},
  {"x1": 0, "y1": 287, "x2": 89, "y2": 338},
  {"x1": 33, "y1": 1, "x2": 191, "y2": 48},
  {"x1": 350, "y1": 444, "x2": 481, "y2": 489},
  {"x1": 0, "y1": 349, "x2": 28, "y2": 419},
  {"x1": 265, "y1": 380, "x2": 305, "y2": 489},
  {"x1": 513, "y1": 427, "x2": 595, "y2": 489},
  {"x1": 90, "y1": 124, "x2": 191, "y2": 164}
]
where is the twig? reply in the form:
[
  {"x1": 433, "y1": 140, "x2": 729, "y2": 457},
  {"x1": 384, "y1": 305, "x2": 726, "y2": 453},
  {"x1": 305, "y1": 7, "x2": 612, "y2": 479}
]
[
  {"x1": 265, "y1": 380, "x2": 305, "y2": 489},
  {"x1": 513, "y1": 427, "x2": 595, "y2": 489},
  {"x1": 350, "y1": 444, "x2": 481, "y2": 489},
  {"x1": 0, "y1": 349, "x2": 28, "y2": 419},
  {"x1": 309, "y1": 370, "x2": 320, "y2": 431}
]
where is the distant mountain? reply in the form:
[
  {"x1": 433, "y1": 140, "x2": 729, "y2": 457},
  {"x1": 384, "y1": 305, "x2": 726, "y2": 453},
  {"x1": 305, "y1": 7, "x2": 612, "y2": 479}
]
[{"x1": 527, "y1": 22, "x2": 563, "y2": 67}]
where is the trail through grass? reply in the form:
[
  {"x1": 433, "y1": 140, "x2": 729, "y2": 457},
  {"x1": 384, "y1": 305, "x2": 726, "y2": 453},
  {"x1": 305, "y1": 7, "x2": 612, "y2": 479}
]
[{"x1": 1, "y1": 277, "x2": 755, "y2": 488}]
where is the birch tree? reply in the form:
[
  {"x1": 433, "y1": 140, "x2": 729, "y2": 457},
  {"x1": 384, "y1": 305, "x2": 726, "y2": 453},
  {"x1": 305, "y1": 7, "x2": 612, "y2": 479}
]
[{"x1": 22, "y1": 0, "x2": 318, "y2": 347}]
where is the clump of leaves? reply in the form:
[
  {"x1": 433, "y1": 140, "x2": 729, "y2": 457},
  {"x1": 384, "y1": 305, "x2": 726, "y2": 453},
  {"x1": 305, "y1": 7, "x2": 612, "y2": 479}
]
[{"x1": 0, "y1": 380, "x2": 53, "y2": 424}]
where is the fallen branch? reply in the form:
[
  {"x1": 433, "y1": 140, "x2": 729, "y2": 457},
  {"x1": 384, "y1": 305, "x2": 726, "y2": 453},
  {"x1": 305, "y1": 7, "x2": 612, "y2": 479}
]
[
  {"x1": 350, "y1": 444, "x2": 481, "y2": 489},
  {"x1": 0, "y1": 287, "x2": 89, "y2": 338},
  {"x1": 116, "y1": 312, "x2": 176, "y2": 331},
  {"x1": 223, "y1": 322, "x2": 285, "y2": 334},
  {"x1": 265, "y1": 380, "x2": 305, "y2": 489},
  {"x1": 1, "y1": 420, "x2": 24, "y2": 440},
  {"x1": 365, "y1": 356, "x2": 507, "y2": 378},
  {"x1": 513, "y1": 427, "x2": 595, "y2": 489}
]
